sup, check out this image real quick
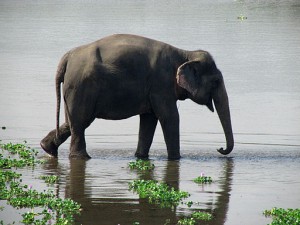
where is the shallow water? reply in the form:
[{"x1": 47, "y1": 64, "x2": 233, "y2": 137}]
[{"x1": 0, "y1": 0, "x2": 300, "y2": 224}]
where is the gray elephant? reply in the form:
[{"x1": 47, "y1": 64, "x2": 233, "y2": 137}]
[{"x1": 40, "y1": 34, "x2": 234, "y2": 159}]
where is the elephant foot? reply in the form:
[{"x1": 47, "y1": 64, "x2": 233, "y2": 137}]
[
  {"x1": 69, "y1": 152, "x2": 91, "y2": 160},
  {"x1": 40, "y1": 138, "x2": 58, "y2": 157},
  {"x1": 135, "y1": 151, "x2": 149, "y2": 160},
  {"x1": 167, "y1": 154, "x2": 181, "y2": 160}
]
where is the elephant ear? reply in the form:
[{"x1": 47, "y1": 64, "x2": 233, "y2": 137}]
[{"x1": 176, "y1": 60, "x2": 201, "y2": 96}]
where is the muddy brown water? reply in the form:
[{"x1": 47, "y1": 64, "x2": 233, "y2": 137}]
[{"x1": 0, "y1": 1, "x2": 300, "y2": 224}]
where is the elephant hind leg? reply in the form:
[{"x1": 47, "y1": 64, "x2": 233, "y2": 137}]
[
  {"x1": 68, "y1": 115, "x2": 94, "y2": 159},
  {"x1": 66, "y1": 96, "x2": 95, "y2": 159},
  {"x1": 69, "y1": 128, "x2": 91, "y2": 159},
  {"x1": 40, "y1": 123, "x2": 71, "y2": 157}
]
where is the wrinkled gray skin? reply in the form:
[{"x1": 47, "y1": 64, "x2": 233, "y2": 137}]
[{"x1": 40, "y1": 34, "x2": 234, "y2": 159}]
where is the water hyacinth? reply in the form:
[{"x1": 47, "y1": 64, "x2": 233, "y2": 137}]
[
  {"x1": 0, "y1": 141, "x2": 42, "y2": 168},
  {"x1": 0, "y1": 141, "x2": 81, "y2": 225},
  {"x1": 128, "y1": 159, "x2": 155, "y2": 171},
  {"x1": 40, "y1": 175, "x2": 59, "y2": 184},
  {"x1": 177, "y1": 217, "x2": 196, "y2": 225},
  {"x1": 129, "y1": 179, "x2": 189, "y2": 208},
  {"x1": 263, "y1": 207, "x2": 300, "y2": 225},
  {"x1": 191, "y1": 211, "x2": 213, "y2": 221},
  {"x1": 177, "y1": 211, "x2": 213, "y2": 224},
  {"x1": 193, "y1": 173, "x2": 212, "y2": 184}
]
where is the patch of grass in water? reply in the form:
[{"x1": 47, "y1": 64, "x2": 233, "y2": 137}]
[
  {"x1": 177, "y1": 217, "x2": 196, "y2": 225},
  {"x1": 129, "y1": 179, "x2": 189, "y2": 208},
  {"x1": 263, "y1": 207, "x2": 300, "y2": 225},
  {"x1": 40, "y1": 175, "x2": 59, "y2": 184},
  {"x1": 191, "y1": 211, "x2": 213, "y2": 221},
  {"x1": 177, "y1": 211, "x2": 213, "y2": 225},
  {"x1": 128, "y1": 163, "x2": 214, "y2": 224},
  {"x1": 128, "y1": 159, "x2": 155, "y2": 171},
  {"x1": 0, "y1": 141, "x2": 43, "y2": 169},
  {"x1": 193, "y1": 173, "x2": 212, "y2": 184},
  {"x1": 0, "y1": 141, "x2": 81, "y2": 225}
]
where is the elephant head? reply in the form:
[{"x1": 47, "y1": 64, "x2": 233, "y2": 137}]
[{"x1": 176, "y1": 53, "x2": 234, "y2": 155}]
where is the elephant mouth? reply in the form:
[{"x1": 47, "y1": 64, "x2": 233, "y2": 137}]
[{"x1": 206, "y1": 97, "x2": 214, "y2": 112}]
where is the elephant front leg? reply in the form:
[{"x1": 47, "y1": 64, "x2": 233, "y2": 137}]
[
  {"x1": 40, "y1": 123, "x2": 71, "y2": 157},
  {"x1": 69, "y1": 129, "x2": 91, "y2": 159},
  {"x1": 159, "y1": 108, "x2": 181, "y2": 160},
  {"x1": 135, "y1": 113, "x2": 158, "y2": 159}
]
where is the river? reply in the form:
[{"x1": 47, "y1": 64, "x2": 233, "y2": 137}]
[{"x1": 0, "y1": 1, "x2": 299, "y2": 224}]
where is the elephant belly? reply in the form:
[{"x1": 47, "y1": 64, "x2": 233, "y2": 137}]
[{"x1": 95, "y1": 95, "x2": 151, "y2": 120}]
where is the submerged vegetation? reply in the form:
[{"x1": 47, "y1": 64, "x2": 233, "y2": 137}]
[
  {"x1": 263, "y1": 207, "x2": 300, "y2": 225},
  {"x1": 0, "y1": 141, "x2": 81, "y2": 225}
]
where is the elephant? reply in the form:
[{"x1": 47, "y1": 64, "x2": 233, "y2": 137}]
[{"x1": 40, "y1": 34, "x2": 234, "y2": 160}]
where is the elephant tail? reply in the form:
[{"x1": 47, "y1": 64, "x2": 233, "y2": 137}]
[{"x1": 55, "y1": 52, "x2": 70, "y2": 138}]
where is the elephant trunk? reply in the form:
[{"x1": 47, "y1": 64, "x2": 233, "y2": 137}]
[{"x1": 212, "y1": 80, "x2": 234, "y2": 155}]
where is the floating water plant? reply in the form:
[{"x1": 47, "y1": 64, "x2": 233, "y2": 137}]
[
  {"x1": 191, "y1": 211, "x2": 213, "y2": 221},
  {"x1": 237, "y1": 14, "x2": 247, "y2": 21},
  {"x1": 193, "y1": 173, "x2": 212, "y2": 184},
  {"x1": 40, "y1": 175, "x2": 59, "y2": 184},
  {"x1": 129, "y1": 179, "x2": 189, "y2": 208},
  {"x1": 177, "y1": 217, "x2": 196, "y2": 225},
  {"x1": 127, "y1": 162, "x2": 213, "y2": 224},
  {"x1": 177, "y1": 211, "x2": 213, "y2": 225},
  {"x1": 263, "y1": 207, "x2": 300, "y2": 225},
  {"x1": 128, "y1": 159, "x2": 155, "y2": 171},
  {"x1": 0, "y1": 141, "x2": 81, "y2": 225},
  {"x1": 0, "y1": 141, "x2": 42, "y2": 168}
]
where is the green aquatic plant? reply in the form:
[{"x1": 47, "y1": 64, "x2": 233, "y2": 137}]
[
  {"x1": 129, "y1": 179, "x2": 189, "y2": 208},
  {"x1": 177, "y1": 211, "x2": 213, "y2": 225},
  {"x1": 263, "y1": 207, "x2": 300, "y2": 225},
  {"x1": 127, "y1": 161, "x2": 214, "y2": 224},
  {"x1": 40, "y1": 175, "x2": 59, "y2": 184},
  {"x1": 0, "y1": 170, "x2": 21, "y2": 182},
  {"x1": 0, "y1": 141, "x2": 38, "y2": 156},
  {"x1": 21, "y1": 210, "x2": 51, "y2": 225},
  {"x1": 0, "y1": 141, "x2": 81, "y2": 225},
  {"x1": 0, "y1": 141, "x2": 42, "y2": 168},
  {"x1": 186, "y1": 200, "x2": 194, "y2": 207},
  {"x1": 177, "y1": 217, "x2": 196, "y2": 225},
  {"x1": 193, "y1": 173, "x2": 212, "y2": 184},
  {"x1": 237, "y1": 14, "x2": 247, "y2": 21},
  {"x1": 128, "y1": 159, "x2": 155, "y2": 171},
  {"x1": 191, "y1": 211, "x2": 212, "y2": 221}
]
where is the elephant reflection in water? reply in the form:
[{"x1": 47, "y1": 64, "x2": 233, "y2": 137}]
[
  {"x1": 43, "y1": 158, "x2": 234, "y2": 225},
  {"x1": 65, "y1": 160, "x2": 179, "y2": 225}
]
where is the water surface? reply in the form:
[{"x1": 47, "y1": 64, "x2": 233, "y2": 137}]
[{"x1": 0, "y1": 1, "x2": 300, "y2": 224}]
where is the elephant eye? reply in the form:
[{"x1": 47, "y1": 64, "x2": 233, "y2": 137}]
[{"x1": 192, "y1": 67, "x2": 197, "y2": 74}]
